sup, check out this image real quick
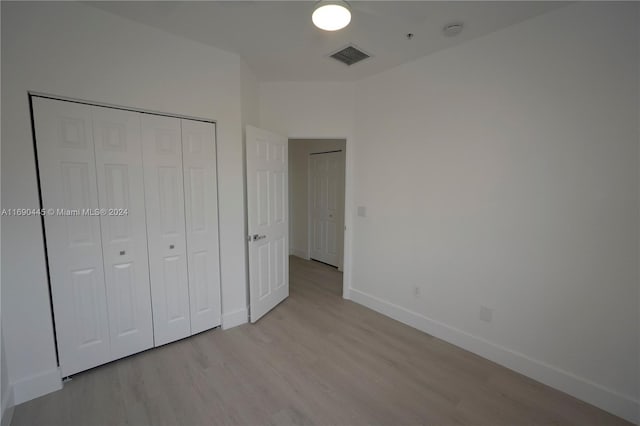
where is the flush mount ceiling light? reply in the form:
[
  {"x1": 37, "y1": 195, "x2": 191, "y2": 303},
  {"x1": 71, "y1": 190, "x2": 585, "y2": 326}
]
[{"x1": 312, "y1": 1, "x2": 351, "y2": 31}]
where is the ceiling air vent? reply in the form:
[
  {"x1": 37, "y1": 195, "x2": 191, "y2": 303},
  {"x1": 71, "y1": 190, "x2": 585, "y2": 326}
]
[{"x1": 330, "y1": 45, "x2": 371, "y2": 66}]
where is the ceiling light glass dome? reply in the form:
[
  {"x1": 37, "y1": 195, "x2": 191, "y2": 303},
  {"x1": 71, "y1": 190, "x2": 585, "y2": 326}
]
[{"x1": 312, "y1": 1, "x2": 351, "y2": 31}]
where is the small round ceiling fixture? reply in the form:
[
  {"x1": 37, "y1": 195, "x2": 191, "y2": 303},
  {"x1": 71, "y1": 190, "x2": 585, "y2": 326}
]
[
  {"x1": 443, "y1": 22, "x2": 464, "y2": 37},
  {"x1": 312, "y1": 1, "x2": 352, "y2": 31}
]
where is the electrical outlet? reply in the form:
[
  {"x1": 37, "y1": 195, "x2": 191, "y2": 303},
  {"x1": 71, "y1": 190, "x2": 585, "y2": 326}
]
[
  {"x1": 413, "y1": 286, "x2": 420, "y2": 297},
  {"x1": 479, "y1": 306, "x2": 493, "y2": 323},
  {"x1": 357, "y1": 206, "x2": 367, "y2": 217}
]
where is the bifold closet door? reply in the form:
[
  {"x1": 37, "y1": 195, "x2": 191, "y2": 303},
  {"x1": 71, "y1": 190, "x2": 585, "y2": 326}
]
[
  {"x1": 181, "y1": 120, "x2": 221, "y2": 334},
  {"x1": 141, "y1": 114, "x2": 191, "y2": 346},
  {"x1": 33, "y1": 97, "x2": 111, "y2": 376},
  {"x1": 92, "y1": 106, "x2": 154, "y2": 359}
]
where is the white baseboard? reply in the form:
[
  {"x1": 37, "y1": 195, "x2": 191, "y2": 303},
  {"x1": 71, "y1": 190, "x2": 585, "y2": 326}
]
[
  {"x1": 12, "y1": 367, "x2": 61, "y2": 405},
  {"x1": 342, "y1": 287, "x2": 351, "y2": 300},
  {"x1": 222, "y1": 307, "x2": 248, "y2": 330},
  {"x1": 1, "y1": 383, "x2": 14, "y2": 426},
  {"x1": 290, "y1": 248, "x2": 309, "y2": 260},
  {"x1": 349, "y1": 288, "x2": 639, "y2": 424}
]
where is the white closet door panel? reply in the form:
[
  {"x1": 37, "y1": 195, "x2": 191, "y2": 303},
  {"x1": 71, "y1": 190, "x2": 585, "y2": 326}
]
[
  {"x1": 33, "y1": 97, "x2": 110, "y2": 376},
  {"x1": 141, "y1": 114, "x2": 191, "y2": 346},
  {"x1": 92, "y1": 106, "x2": 153, "y2": 358},
  {"x1": 181, "y1": 120, "x2": 221, "y2": 334}
]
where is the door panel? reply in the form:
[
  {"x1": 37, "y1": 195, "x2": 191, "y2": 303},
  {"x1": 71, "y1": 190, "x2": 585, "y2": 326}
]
[
  {"x1": 273, "y1": 236, "x2": 286, "y2": 289},
  {"x1": 181, "y1": 120, "x2": 221, "y2": 334},
  {"x1": 92, "y1": 106, "x2": 154, "y2": 359},
  {"x1": 258, "y1": 243, "x2": 270, "y2": 298},
  {"x1": 192, "y1": 251, "x2": 210, "y2": 312},
  {"x1": 112, "y1": 262, "x2": 136, "y2": 334},
  {"x1": 141, "y1": 114, "x2": 191, "y2": 346},
  {"x1": 163, "y1": 255, "x2": 187, "y2": 322},
  {"x1": 71, "y1": 267, "x2": 103, "y2": 347},
  {"x1": 60, "y1": 162, "x2": 94, "y2": 245},
  {"x1": 33, "y1": 97, "x2": 111, "y2": 376},
  {"x1": 310, "y1": 151, "x2": 345, "y2": 267},
  {"x1": 246, "y1": 126, "x2": 289, "y2": 323}
]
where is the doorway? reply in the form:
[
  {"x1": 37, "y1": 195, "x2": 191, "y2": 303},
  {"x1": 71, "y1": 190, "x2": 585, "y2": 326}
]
[{"x1": 288, "y1": 139, "x2": 346, "y2": 288}]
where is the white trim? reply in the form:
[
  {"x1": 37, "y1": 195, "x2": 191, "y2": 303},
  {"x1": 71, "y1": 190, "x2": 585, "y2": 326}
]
[
  {"x1": 11, "y1": 367, "x2": 61, "y2": 405},
  {"x1": 29, "y1": 92, "x2": 216, "y2": 124},
  {"x1": 342, "y1": 287, "x2": 351, "y2": 300},
  {"x1": 307, "y1": 153, "x2": 312, "y2": 264},
  {"x1": 290, "y1": 248, "x2": 309, "y2": 259},
  {"x1": 221, "y1": 307, "x2": 248, "y2": 330},
  {"x1": 1, "y1": 406, "x2": 14, "y2": 426},
  {"x1": 1, "y1": 383, "x2": 14, "y2": 426},
  {"x1": 350, "y1": 288, "x2": 640, "y2": 424}
]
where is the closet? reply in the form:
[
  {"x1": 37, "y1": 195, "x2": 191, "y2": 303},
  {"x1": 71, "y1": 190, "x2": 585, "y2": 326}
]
[{"x1": 32, "y1": 96, "x2": 221, "y2": 377}]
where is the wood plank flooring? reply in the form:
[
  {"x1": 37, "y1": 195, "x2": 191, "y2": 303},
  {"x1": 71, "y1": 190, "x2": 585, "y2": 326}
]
[{"x1": 11, "y1": 256, "x2": 631, "y2": 425}]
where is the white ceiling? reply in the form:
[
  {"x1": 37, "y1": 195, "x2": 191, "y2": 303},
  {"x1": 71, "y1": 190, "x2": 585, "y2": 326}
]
[{"x1": 90, "y1": 1, "x2": 567, "y2": 82}]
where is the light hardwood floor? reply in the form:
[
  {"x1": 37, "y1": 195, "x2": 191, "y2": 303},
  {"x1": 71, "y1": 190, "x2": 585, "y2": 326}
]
[{"x1": 12, "y1": 256, "x2": 630, "y2": 426}]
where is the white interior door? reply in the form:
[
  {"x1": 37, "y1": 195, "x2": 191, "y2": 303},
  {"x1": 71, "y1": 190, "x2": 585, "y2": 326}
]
[
  {"x1": 92, "y1": 106, "x2": 154, "y2": 359},
  {"x1": 33, "y1": 97, "x2": 111, "y2": 376},
  {"x1": 181, "y1": 119, "x2": 221, "y2": 334},
  {"x1": 141, "y1": 114, "x2": 191, "y2": 346},
  {"x1": 246, "y1": 126, "x2": 289, "y2": 323},
  {"x1": 309, "y1": 151, "x2": 344, "y2": 268}
]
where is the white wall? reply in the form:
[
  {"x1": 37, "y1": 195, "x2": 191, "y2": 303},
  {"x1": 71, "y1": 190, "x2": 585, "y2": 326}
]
[
  {"x1": 241, "y1": 60, "x2": 260, "y2": 130},
  {"x1": 259, "y1": 82, "x2": 355, "y2": 139},
  {"x1": 1, "y1": 1, "x2": 249, "y2": 403},
  {"x1": 259, "y1": 81, "x2": 356, "y2": 296},
  {"x1": 0, "y1": 3, "x2": 8, "y2": 422},
  {"x1": 0, "y1": 4, "x2": 6, "y2": 421},
  {"x1": 351, "y1": 2, "x2": 639, "y2": 422},
  {"x1": 289, "y1": 139, "x2": 346, "y2": 263}
]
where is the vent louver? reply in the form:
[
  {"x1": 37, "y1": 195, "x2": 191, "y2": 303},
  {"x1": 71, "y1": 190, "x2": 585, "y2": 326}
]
[{"x1": 330, "y1": 45, "x2": 370, "y2": 66}]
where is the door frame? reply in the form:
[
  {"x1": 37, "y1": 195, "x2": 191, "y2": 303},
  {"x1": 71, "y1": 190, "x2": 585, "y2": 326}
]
[
  {"x1": 307, "y1": 149, "x2": 345, "y2": 271},
  {"x1": 287, "y1": 136, "x2": 353, "y2": 300}
]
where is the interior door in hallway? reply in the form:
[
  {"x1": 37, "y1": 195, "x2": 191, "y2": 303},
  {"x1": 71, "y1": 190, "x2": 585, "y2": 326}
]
[
  {"x1": 309, "y1": 151, "x2": 344, "y2": 268},
  {"x1": 246, "y1": 125, "x2": 289, "y2": 323}
]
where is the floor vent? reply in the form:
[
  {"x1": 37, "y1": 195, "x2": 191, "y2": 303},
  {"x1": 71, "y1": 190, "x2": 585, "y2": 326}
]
[{"x1": 330, "y1": 45, "x2": 371, "y2": 66}]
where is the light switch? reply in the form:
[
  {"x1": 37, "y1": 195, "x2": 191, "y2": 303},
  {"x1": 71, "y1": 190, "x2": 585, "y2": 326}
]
[{"x1": 357, "y1": 206, "x2": 367, "y2": 217}]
